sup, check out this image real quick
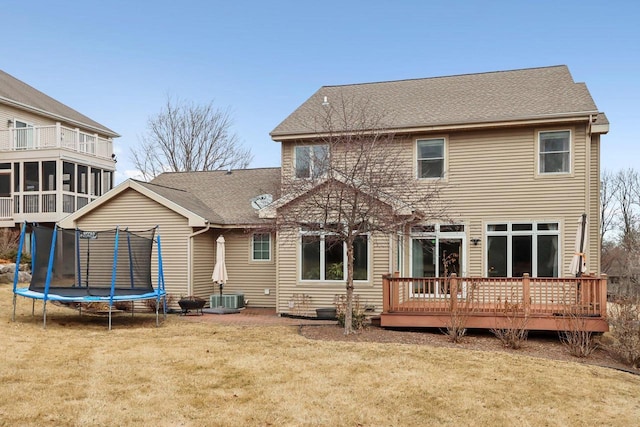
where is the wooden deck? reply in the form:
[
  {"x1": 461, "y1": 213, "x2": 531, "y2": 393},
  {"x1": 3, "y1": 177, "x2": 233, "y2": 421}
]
[{"x1": 381, "y1": 274, "x2": 608, "y2": 332}]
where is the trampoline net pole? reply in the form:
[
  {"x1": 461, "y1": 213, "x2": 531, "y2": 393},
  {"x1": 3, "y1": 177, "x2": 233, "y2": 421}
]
[{"x1": 43, "y1": 300, "x2": 47, "y2": 329}]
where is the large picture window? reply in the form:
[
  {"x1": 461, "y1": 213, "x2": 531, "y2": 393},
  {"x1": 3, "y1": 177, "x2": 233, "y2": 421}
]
[
  {"x1": 486, "y1": 222, "x2": 559, "y2": 277},
  {"x1": 295, "y1": 145, "x2": 329, "y2": 179},
  {"x1": 539, "y1": 131, "x2": 570, "y2": 174},
  {"x1": 300, "y1": 231, "x2": 368, "y2": 281},
  {"x1": 417, "y1": 138, "x2": 444, "y2": 178}
]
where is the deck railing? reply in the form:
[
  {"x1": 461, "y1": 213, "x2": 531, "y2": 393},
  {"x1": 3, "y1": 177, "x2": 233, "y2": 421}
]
[
  {"x1": 0, "y1": 124, "x2": 113, "y2": 160},
  {"x1": 382, "y1": 273, "x2": 607, "y2": 318}
]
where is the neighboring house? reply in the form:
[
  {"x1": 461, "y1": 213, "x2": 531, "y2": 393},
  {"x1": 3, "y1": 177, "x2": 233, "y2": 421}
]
[
  {"x1": 268, "y1": 65, "x2": 609, "y2": 331},
  {"x1": 59, "y1": 168, "x2": 281, "y2": 308},
  {"x1": 0, "y1": 70, "x2": 118, "y2": 228}
]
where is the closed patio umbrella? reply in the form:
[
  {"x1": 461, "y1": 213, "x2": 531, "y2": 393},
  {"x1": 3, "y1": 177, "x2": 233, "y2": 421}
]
[
  {"x1": 212, "y1": 235, "x2": 228, "y2": 297},
  {"x1": 569, "y1": 214, "x2": 588, "y2": 277}
]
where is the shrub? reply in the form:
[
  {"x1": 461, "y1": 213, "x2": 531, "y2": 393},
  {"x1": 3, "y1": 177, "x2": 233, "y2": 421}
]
[
  {"x1": 144, "y1": 294, "x2": 175, "y2": 313},
  {"x1": 490, "y1": 299, "x2": 529, "y2": 349},
  {"x1": 441, "y1": 278, "x2": 474, "y2": 343},
  {"x1": 0, "y1": 229, "x2": 22, "y2": 261},
  {"x1": 334, "y1": 294, "x2": 367, "y2": 331},
  {"x1": 607, "y1": 297, "x2": 640, "y2": 368},
  {"x1": 558, "y1": 308, "x2": 600, "y2": 358}
]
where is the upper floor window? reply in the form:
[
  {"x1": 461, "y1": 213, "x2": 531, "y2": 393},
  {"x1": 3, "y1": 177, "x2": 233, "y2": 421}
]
[
  {"x1": 252, "y1": 233, "x2": 271, "y2": 261},
  {"x1": 417, "y1": 138, "x2": 444, "y2": 178},
  {"x1": 539, "y1": 131, "x2": 570, "y2": 174},
  {"x1": 295, "y1": 145, "x2": 329, "y2": 179}
]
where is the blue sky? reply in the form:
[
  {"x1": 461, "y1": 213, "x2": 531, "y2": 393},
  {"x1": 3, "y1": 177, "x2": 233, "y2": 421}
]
[{"x1": 3, "y1": 0, "x2": 638, "y2": 183}]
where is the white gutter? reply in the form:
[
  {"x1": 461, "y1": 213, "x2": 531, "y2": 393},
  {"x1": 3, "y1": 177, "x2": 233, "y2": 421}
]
[
  {"x1": 187, "y1": 221, "x2": 211, "y2": 296},
  {"x1": 271, "y1": 112, "x2": 598, "y2": 141}
]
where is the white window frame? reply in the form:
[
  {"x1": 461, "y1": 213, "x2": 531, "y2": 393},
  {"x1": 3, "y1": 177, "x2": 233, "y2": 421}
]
[
  {"x1": 299, "y1": 229, "x2": 369, "y2": 282},
  {"x1": 416, "y1": 137, "x2": 445, "y2": 179},
  {"x1": 538, "y1": 130, "x2": 571, "y2": 175},
  {"x1": 294, "y1": 144, "x2": 329, "y2": 179},
  {"x1": 251, "y1": 232, "x2": 271, "y2": 262},
  {"x1": 485, "y1": 221, "x2": 561, "y2": 277}
]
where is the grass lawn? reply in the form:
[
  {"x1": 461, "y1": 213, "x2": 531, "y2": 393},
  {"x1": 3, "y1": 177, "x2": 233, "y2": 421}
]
[{"x1": 1, "y1": 284, "x2": 639, "y2": 426}]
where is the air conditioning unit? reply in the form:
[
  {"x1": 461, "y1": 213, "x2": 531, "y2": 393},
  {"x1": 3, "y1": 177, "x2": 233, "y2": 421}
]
[
  {"x1": 210, "y1": 294, "x2": 222, "y2": 308},
  {"x1": 221, "y1": 293, "x2": 245, "y2": 309}
]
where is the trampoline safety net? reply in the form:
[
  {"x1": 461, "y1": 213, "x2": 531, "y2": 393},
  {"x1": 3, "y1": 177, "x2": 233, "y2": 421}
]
[{"x1": 29, "y1": 225, "x2": 156, "y2": 297}]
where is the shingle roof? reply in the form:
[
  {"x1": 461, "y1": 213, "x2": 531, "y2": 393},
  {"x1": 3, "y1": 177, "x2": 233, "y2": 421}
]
[
  {"x1": 0, "y1": 69, "x2": 119, "y2": 137},
  {"x1": 271, "y1": 65, "x2": 603, "y2": 138},
  {"x1": 149, "y1": 168, "x2": 281, "y2": 226}
]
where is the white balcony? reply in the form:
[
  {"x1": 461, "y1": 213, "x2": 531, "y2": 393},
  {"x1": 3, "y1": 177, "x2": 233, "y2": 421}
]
[{"x1": 0, "y1": 124, "x2": 113, "y2": 160}]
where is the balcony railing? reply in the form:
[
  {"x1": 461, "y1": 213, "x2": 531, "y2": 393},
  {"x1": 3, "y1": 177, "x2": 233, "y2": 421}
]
[
  {"x1": 0, "y1": 197, "x2": 11, "y2": 219},
  {"x1": 0, "y1": 124, "x2": 113, "y2": 160}
]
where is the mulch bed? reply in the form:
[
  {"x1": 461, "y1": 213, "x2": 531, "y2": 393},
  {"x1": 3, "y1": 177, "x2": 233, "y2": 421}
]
[{"x1": 300, "y1": 323, "x2": 639, "y2": 375}]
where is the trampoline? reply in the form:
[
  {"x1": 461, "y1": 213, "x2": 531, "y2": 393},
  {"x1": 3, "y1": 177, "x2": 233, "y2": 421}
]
[{"x1": 12, "y1": 223, "x2": 167, "y2": 330}]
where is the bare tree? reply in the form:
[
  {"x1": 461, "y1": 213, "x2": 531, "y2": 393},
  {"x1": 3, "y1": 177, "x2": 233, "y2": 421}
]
[
  {"x1": 131, "y1": 97, "x2": 252, "y2": 180},
  {"x1": 600, "y1": 169, "x2": 618, "y2": 244},
  {"x1": 266, "y1": 95, "x2": 446, "y2": 334}
]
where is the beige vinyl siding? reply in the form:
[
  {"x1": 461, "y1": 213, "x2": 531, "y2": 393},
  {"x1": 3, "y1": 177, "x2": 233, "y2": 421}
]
[
  {"x1": 222, "y1": 230, "x2": 277, "y2": 307},
  {"x1": 0, "y1": 103, "x2": 113, "y2": 138},
  {"x1": 71, "y1": 188, "x2": 192, "y2": 307},
  {"x1": 407, "y1": 124, "x2": 592, "y2": 277},
  {"x1": 191, "y1": 232, "x2": 216, "y2": 301},
  {"x1": 277, "y1": 123, "x2": 598, "y2": 310},
  {"x1": 276, "y1": 229, "x2": 389, "y2": 315},
  {"x1": 0, "y1": 104, "x2": 58, "y2": 129}
]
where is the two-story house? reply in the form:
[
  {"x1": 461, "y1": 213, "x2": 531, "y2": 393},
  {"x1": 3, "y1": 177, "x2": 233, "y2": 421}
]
[
  {"x1": 269, "y1": 65, "x2": 609, "y2": 331},
  {"x1": 57, "y1": 65, "x2": 609, "y2": 331},
  {"x1": 0, "y1": 69, "x2": 118, "y2": 228}
]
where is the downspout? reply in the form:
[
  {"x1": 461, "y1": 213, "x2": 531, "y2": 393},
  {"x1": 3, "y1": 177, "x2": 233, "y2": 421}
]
[{"x1": 187, "y1": 220, "x2": 211, "y2": 296}]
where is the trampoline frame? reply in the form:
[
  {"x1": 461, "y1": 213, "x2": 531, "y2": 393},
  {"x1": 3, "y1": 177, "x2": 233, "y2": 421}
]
[{"x1": 12, "y1": 222, "x2": 167, "y2": 330}]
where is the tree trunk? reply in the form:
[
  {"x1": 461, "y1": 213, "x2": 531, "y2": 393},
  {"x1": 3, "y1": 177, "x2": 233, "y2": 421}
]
[{"x1": 344, "y1": 240, "x2": 354, "y2": 335}]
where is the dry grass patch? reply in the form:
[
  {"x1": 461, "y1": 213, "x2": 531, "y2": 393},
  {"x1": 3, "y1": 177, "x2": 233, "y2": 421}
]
[{"x1": 2, "y1": 285, "x2": 640, "y2": 426}]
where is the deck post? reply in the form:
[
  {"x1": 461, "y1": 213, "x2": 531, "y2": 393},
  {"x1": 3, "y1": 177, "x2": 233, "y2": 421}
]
[
  {"x1": 599, "y1": 274, "x2": 608, "y2": 318},
  {"x1": 450, "y1": 274, "x2": 458, "y2": 312},
  {"x1": 382, "y1": 274, "x2": 391, "y2": 312},
  {"x1": 522, "y1": 273, "x2": 531, "y2": 314}
]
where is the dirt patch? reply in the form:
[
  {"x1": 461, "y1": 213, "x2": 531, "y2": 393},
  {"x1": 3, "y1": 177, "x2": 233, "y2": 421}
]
[{"x1": 300, "y1": 323, "x2": 638, "y2": 374}]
